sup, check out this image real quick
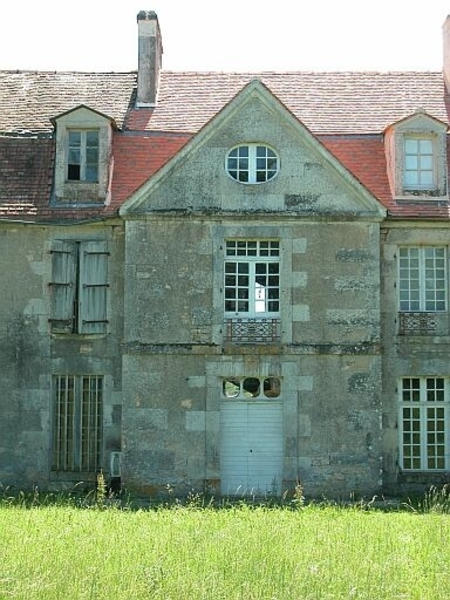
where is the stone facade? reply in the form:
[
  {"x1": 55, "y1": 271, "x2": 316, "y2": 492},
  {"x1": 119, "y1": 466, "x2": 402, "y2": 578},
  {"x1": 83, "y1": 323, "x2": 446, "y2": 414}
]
[
  {"x1": 381, "y1": 223, "x2": 450, "y2": 495},
  {"x1": 1, "y1": 13, "x2": 450, "y2": 499},
  {"x1": 119, "y1": 84, "x2": 384, "y2": 497},
  {"x1": 0, "y1": 222, "x2": 124, "y2": 488}
]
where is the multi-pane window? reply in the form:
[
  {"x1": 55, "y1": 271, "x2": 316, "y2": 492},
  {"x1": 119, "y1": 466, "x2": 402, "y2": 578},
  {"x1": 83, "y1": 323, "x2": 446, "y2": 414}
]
[
  {"x1": 67, "y1": 130, "x2": 99, "y2": 182},
  {"x1": 403, "y1": 138, "x2": 434, "y2": 190},
  {"x1": 398, "y1": 247, "x2": 447, "y2": 312},
  {"x1": 225, "y1": 240, "x2": 280, "y2": 316},
  {"x1": 50, "y1": 240, "x2": 109, "y2": 334},
  {"x1": 226, "y1": 144, "x2": 279, "y2": 183},
  {"x1": 52, "y1": 375, "x2": 103, "y2": 473},
  {"x1": 400, "y1": 377, "x2": 449, "y2": 470}
]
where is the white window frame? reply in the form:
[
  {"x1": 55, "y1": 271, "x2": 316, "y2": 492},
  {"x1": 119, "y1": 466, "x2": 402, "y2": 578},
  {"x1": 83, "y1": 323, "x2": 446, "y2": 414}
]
[
  {"x1": 403, "y1": 136, "x2": 435, "y2": 191},
  {"x1": 226, "y1": 143, "x2": 279, "y2": 184},
  {"x1": 224, "y1": 240, "x2": 280, "y2": 318},
  {"x1": 67, "y1": 129, "x2": 99, "y2": 183},
  {"x1": 399, "y1": 377, "x2": 449, "y2": 471},
  {"x1": 398, "y1": 246, "x2": 447, "y2": 312}
]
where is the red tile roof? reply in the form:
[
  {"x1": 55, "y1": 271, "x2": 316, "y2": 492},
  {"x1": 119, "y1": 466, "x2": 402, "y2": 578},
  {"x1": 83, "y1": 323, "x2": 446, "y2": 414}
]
[
  {"x1": 321, "y1": 135, "x2": 450, "y2": 218},
  {"x1": 110, "y1": 133, "x2": 190, "y2": 209},
  {"x1": 0, "y1": 137, "x2": 53, "y2": 218},
  {"x1": 1, "y1": 69, "x2": 450, "y2": 220}
]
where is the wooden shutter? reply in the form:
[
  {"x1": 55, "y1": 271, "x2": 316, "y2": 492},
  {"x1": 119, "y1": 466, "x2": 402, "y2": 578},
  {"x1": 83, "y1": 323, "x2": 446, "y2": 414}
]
[
  {"x1": 50, "y1": 240, "x2": 76, "y2": 333},
  {"x1": 79, "y1": 241, "x2": 109, "y2": 334}
]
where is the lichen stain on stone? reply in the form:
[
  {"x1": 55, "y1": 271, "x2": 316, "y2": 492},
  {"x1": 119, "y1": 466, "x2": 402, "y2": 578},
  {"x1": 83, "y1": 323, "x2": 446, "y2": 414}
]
[
  {"x1": 335, "y1": 248, "x2": 373, "y2": 262},
  {"x1": 348, "y1": 372, "x2": 372, "y2": 392},
  {"x1": 285, "y1": 193, "x2": 321, "y2": 207}
]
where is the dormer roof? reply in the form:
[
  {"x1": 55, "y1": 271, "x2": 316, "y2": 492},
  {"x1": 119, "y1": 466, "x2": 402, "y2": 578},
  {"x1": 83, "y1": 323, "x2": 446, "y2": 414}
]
[
  {"x1": 50, "y1": 104, "x2": 117, "y2": 128},
  {"x1": 384, "y1": 108, "x2": 449, "y2": 133}
]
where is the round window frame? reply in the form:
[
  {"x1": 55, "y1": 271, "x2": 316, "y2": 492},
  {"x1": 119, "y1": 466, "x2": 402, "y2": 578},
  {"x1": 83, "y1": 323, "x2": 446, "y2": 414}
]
[
  {"x1": 221, "y1": 376, "x2": 282, "y2": 400},
  {"x1": 225, "y1": 143, "x2": 280, "y2": 185}
]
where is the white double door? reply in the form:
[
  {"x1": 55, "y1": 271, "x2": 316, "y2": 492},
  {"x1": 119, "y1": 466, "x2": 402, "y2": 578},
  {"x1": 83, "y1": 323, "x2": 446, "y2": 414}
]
[{"x1": 220, "y1": 401, "x2": 283, "y2": 496}]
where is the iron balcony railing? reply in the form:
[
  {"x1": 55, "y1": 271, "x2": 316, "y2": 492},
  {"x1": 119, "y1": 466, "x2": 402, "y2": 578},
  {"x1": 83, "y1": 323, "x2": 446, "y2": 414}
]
[
  {"x1": 225, "y1": 318, "x2": 281, "y2": 343},
  {"x1": 398, "y1": 312, "x2": 438, "y2": 335}
]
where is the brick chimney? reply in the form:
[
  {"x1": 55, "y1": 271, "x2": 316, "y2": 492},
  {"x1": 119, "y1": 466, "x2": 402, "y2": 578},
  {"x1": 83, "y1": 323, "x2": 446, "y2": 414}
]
[
  {"x1": 136, "y1": 10, "x2": 163, "y2": 107},
  {"x1": 443, "y1": 15, "x2": 450, "y2": 93}
]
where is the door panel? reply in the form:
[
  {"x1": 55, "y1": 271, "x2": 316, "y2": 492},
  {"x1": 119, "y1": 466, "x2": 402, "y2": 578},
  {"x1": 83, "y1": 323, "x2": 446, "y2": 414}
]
[{"x1": 220, "y1": 401, "x2": 283, "y2": 496}]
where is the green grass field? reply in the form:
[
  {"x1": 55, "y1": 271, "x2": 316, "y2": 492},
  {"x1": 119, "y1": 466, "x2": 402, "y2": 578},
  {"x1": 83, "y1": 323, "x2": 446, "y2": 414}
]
[{"x1": 0, "y1": 499, "x2": 449, "y2": 600}]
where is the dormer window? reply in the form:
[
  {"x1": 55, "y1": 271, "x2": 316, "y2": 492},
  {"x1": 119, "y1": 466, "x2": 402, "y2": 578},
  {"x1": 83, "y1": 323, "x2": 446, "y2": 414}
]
[
  {"x1": 51, "y1": 105, "x2": 114, "y2": 205},
  {"x1": 67, "y1": 130, "x2": 99, "y2": 182},
  {"x1": 384, "y1": 111, "x2": 448, "y2": 200},
  {"x1": 403, "y1": 137, "x2": 434, "y2": 191}
]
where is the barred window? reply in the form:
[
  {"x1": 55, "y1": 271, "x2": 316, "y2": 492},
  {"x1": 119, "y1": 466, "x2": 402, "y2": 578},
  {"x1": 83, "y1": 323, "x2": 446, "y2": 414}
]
[
  {"x1": 52, "y1": 375, "x2": 103, "y2": 473},
  {"x1": 224, "y1": 240, "x2": 279, "y2": 316},
  {"x1": 400, "y1": 377, "x2": 449, "y2": 470},
  {"x1": 398, "y1": 247, "x2": 447, "y2": 312}
]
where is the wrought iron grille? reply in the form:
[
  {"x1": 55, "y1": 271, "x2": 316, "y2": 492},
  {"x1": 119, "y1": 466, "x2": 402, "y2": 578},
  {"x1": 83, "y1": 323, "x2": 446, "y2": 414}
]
[
  {"x1": 225, "y1": 318, "x2": 281, "y2": 343},
  {"x1": 398, "y1": 312, "x2": 438, "y2": 335},
  {"x1": 52, "y1": 375, "x2": 103, "y2": 472}
]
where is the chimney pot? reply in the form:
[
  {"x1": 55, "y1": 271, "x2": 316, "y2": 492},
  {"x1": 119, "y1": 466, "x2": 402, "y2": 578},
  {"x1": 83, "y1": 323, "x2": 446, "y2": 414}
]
[{"x1": 137, "y1": 10, "x2": 157, "y2": 22}]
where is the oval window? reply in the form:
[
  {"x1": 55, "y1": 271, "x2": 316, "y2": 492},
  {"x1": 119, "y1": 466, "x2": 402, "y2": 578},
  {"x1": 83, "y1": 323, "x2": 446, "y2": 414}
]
[{"x1": 226, "y1": 144, "x2": 279, "y2": 184}]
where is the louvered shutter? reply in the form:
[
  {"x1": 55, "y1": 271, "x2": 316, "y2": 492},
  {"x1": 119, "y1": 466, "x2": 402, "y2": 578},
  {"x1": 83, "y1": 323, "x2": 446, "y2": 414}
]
[
  {"x1": 50, "y1": 240, "x2": 76, "y2": 333},
  {"x1": 79, "y1": 241, "x2": 109, "y2": 334}
]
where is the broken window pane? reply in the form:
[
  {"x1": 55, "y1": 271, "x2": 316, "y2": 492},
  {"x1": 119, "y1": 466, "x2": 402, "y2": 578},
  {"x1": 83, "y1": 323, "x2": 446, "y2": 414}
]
[
  {"x1": 67, "y1": 129, "x2": 99, "y2": 183},
  {"x1": 243, "y1": 378, "x2": 260, "y2": 397},
  {"x1": 223, "y1": 378, "x2": 240, "y2": 398}
]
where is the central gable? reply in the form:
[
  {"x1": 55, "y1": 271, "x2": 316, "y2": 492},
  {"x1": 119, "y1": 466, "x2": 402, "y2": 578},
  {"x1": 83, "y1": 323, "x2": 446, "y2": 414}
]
[{"x1": 120, "y1": 80, "x2": 385, "y2": 219}]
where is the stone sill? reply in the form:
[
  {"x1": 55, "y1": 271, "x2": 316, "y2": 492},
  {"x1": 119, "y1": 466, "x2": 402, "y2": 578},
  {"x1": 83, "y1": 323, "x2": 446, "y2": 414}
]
[
  {"x1": 395, "y1": 195, "x2": 449, "y2": 204},
  {"x1": 396, "y1": 335, "x2": 450, "y2": 344},
  {"x1": 223, "y1": 342, "x2": 282, "y2": 355},
  {"x1": 121, "y1": 341, "x2": 380, "y2": 355},
  {"x1": 51, "y1": 333, "x2": 108, "y2": 340}
]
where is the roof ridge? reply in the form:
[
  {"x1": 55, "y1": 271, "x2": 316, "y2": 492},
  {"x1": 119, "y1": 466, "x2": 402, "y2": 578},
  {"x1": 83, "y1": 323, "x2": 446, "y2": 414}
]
[
  {"x1": 0, "y1": 69, "x2": 443, "y2": 77},
  {"x1": 159, "y1": 70, "x2": 443, "y2": 76},
  {"x1": 0, "y1": 69, "x2": 137, "y2": 75}
]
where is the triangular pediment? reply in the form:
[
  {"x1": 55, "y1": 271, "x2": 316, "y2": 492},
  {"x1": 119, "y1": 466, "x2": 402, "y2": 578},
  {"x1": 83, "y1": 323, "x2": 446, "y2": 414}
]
[
  {"x1": 385, "y1": 109, "x2": 449, "y2": 133},
  {"x1": 51, "y1": 104, "x2": 116, "y2": 128},
  {"x1": 120, "y1": 80, "x2": 385, "y2": 219}
]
